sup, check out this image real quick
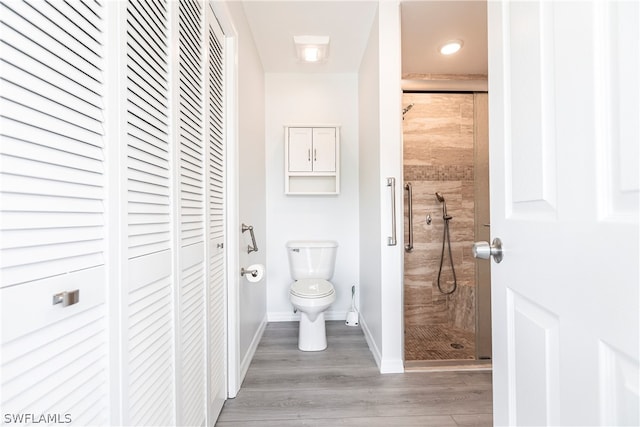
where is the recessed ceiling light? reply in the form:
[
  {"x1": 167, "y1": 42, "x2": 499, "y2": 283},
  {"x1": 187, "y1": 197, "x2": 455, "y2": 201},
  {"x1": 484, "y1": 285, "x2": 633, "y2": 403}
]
[
  {"x1": 294, "y1": 35, "x2": 330, "y2": 63},
  {"x1": 440, "y1": 40, "x2": 463, "y2": 55}
]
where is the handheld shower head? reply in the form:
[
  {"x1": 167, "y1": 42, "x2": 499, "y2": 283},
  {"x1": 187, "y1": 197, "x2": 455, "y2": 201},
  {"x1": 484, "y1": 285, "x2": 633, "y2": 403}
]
[
  {"x1": 435, "y1": 192, "x2": 452, "y2": 220},
  {"x1": 402, "y1": 103, "x2": 414, "y2": 116}
]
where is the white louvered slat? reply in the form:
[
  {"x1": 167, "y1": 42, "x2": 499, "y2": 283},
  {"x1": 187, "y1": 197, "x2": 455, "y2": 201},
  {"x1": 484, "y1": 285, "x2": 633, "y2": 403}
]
[
  {"x1": 1, "y1": 98, "x2": 103, "y2": 148},
  {"x1": 125, "y1": 1, "x2": 175, "y2": 425},
  {"x1": 127, "y1": 272, "x2": 174, "y2": 425},
  {"x1": 0, "y1": 123, "x2": 104, "y2": 163},
  {"x1": 179, "y1": 0, "x2": 205, "y2": 249},
  {"x1": 1, "y1": 304, "x2": 108, "y2": 425},
  {"x1": 207, "y1": 6, "x2": 227, "y2": 419},
  {"x1": 126, "y1": 0, "x2": 171, "y2": 258},
  {"x1": 2, "y1": 63, "x2": 103, "y2": 123},
  {"x1": 176, "y1": 1, "x2": 207, "y2": 426},
  {"x1": 3, "y1": 2, "x2": 102, "y2": 72},
  {"x1": 0, "y1": 0, "x2": 107, "y2": 289},
  {"x1": 180, "y1": 253, "x2": 206, "y2": 427}
]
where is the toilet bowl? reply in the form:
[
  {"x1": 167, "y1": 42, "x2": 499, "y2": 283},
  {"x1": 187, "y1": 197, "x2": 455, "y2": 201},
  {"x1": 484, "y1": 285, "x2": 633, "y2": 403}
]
[
  {"x1": 290, "y1": 279, "x2": 336, "y2": 351},
  {"x1": 287, "y1": 241, "x2": 338, "y2": 351}
]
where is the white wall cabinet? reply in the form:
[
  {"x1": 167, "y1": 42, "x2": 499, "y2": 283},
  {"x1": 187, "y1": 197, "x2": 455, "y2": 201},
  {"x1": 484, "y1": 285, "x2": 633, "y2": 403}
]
[{"x1": 285, "y1": 126, "x2": 340, "y2": 194}]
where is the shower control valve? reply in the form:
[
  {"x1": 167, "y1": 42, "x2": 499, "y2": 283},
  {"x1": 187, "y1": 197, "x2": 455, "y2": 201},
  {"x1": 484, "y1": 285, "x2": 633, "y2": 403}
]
[{"x1": 472, "y1": 238, "x2": 503, "y2": 263}]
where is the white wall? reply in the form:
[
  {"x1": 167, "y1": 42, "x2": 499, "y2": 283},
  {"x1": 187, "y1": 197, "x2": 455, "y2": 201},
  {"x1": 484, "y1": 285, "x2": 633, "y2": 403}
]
[
  {"x1": 357, "y1": 1, "x2": 404, "y2": 373},
  {"x1": 377, "y1": 1, "x2": 404, "y2": 373},
  {"x1": 224, "y1": 1, "x2": 267, "y2": 390},
  {"x1": 358, "y1": 8, "x2": 383, "y2": 359},
  {"x1": 265, "y1": 73, "x2": 360, "y2": 321}
]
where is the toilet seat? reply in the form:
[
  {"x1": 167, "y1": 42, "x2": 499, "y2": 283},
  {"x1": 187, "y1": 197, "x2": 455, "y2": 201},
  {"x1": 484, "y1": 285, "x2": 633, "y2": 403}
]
[{"x1": 290, "y1": 279, "x2": 334, "y2": 298}]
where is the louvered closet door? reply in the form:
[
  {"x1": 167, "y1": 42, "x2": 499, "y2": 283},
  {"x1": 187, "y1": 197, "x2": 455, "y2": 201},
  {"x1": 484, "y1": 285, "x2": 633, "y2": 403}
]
[
  {"x1": 0, "y1": 1, "x2": 109, "y2": 424},
  {"x1": 124, "y1": 1, "x2": 175, "y2": 425},
  {"x1": 207, "y1": 5, "x2": 227, "y2": 419},
  {"x1": 175, "y1": 0, "x2": 207, "y2": 426}
]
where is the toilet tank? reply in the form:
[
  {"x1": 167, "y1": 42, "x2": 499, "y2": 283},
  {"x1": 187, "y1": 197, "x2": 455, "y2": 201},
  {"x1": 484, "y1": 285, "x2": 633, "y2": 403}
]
[{"x1": 286, "y1": 240, "x2": 338, "y2": 280}]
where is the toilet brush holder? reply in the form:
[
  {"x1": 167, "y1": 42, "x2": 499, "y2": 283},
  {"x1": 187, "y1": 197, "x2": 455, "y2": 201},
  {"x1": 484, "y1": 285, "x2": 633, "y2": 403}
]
[
  {"x1": 345, "y1": 285, "x2": 359, "y2": 326},
  {"x1": 345, "y1": 310, "x2": 359, "y2": 326}
]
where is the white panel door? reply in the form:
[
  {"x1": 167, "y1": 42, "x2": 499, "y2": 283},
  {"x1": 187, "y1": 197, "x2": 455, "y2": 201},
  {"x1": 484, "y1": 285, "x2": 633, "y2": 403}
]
[
  {"x1": 311, "y1": 127, "x2": 336, "y2": 172},
  {"x1": 206, "y1": 4, "x2": 227, "y2": 421},
  {"x1": 488, "y1": 1, "x2": 639, "y2": 425},
  {"x1": 0, "y1": 0, "x2": 109, "y2": 424},
  {"x1": 287, "y1": 128, "x2": 313, "y2": 172},
  {"x1": 124, "y1": 1, "x2": 175, "y2": 425},
  {"x1": 175, "y1": 0, "x2": 207, "y2": 426}
]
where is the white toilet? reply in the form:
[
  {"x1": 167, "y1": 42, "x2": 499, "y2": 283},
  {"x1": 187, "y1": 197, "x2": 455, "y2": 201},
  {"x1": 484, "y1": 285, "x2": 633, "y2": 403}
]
[{"x1": 287, "y1": 240, "x2": 337, "y2": 351}]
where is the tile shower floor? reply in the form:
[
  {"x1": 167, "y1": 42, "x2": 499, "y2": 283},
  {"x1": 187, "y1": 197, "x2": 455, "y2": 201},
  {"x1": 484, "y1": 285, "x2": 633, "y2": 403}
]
[{"x1": 405, "y1": 324, "x2": 476, "y2": 361}]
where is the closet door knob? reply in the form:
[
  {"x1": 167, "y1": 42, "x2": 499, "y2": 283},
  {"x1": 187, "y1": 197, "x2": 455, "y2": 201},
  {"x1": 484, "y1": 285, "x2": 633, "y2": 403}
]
[{"x1": 52, "y1": 290, "x2": 80, "y2": 307}]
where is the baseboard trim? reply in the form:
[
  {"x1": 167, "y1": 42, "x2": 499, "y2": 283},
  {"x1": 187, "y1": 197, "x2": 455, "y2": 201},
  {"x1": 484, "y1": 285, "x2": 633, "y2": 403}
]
[
  {"x1": 238, "y1": 314, "x2": 267, "y2": 386},
  {"x1": 359, "y1": 315, "x2": 382, "y2": 371},
  {"x1": 380, "y1": 358, "x2": 404, "y2": 373},
  {"x1": 359, "y1": 315, "x2": 405, "y2": 374}
]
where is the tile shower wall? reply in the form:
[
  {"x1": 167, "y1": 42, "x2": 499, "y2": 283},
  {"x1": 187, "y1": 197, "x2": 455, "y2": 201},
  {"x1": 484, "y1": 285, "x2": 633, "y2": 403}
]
[{"x1": 403, "y1": 93, "x2": 477, "y2": 335}]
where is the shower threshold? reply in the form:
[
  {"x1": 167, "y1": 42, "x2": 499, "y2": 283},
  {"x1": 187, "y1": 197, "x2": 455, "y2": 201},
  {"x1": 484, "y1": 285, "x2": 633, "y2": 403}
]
[{"x1": 404, "y1": 359, "x2": 492, "y2": 373}]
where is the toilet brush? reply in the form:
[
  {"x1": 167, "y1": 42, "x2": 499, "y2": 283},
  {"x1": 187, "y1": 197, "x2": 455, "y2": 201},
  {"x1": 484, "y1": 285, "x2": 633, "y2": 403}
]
[{"x1": 345, "y1": 285, "x2": 359, "y2": 326}]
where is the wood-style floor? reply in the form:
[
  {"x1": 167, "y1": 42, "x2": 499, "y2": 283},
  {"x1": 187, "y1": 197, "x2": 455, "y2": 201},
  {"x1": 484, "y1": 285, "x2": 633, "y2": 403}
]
[{"x1": 216, "y1": 321, "x2": 493, "y2": 426}]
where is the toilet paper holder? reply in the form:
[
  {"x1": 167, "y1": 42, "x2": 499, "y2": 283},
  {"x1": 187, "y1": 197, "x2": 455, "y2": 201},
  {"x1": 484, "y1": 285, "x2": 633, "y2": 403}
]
[
  {"x1": 240, "y1": 267, "x2": 258, "y2": 277},
  {"x1": 240, "y1": 263, "x2": 265, "y2": 283}
]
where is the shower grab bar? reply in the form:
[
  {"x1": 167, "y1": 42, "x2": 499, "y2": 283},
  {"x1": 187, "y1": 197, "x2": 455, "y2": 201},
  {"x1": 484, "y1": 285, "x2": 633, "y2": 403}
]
[
  {"x1": 405, "y1": 182, "x2": 413, "y2": 252},
  {"x1": 387, "y1": 177, "x2": 397, "y2": 246},
  {"x1": 241, "y1": 223, "x2": 258, "y2": 253}
]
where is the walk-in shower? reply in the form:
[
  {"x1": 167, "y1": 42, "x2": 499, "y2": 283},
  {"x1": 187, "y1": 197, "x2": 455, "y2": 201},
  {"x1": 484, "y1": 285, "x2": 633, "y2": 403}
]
[{"x1": 403, "y1": 92, "x2": 491, "y2": 365}]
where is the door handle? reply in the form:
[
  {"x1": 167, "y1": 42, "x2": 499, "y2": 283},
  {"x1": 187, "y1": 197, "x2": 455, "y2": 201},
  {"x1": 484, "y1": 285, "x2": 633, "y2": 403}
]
[
  {"x1": 52, "y1": 290, "x2": 80, "y2": 307},
  {"x1": 404, "y1": 182, "x2": 413, "y2": 251},
  {"x1": 387, "y1": 177, "x2": 397, "y2": 246},
  {"x1": 242, "y1": 223, "x2": 258, "y2": 253},
  {"x1": 472, "y1": 238, "x2": 503, "y2": 263}
]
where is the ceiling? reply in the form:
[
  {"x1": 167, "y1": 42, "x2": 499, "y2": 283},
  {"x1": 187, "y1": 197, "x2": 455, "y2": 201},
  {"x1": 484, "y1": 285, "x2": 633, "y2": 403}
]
[{"x1": 241, "y1": 1, "x2": 488, "y2": 76}]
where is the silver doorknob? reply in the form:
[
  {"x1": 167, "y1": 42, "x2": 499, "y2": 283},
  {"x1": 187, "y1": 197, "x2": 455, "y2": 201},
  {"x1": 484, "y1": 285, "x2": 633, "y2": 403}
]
[{"x1": 473, "y1": 238, "x2": 503, "y2": 263}]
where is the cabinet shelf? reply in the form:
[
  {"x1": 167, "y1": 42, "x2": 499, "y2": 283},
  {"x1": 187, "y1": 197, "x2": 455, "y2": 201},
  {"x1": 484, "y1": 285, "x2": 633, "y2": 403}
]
[{"x1": 287, "y1": 171, "x2": 337, "y2": 177}]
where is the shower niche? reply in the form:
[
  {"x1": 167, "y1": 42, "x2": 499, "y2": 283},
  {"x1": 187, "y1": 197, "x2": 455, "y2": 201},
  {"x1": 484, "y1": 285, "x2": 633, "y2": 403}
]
[{"x1": 402, "y1": 92, "x2": 491, "y2": 365}]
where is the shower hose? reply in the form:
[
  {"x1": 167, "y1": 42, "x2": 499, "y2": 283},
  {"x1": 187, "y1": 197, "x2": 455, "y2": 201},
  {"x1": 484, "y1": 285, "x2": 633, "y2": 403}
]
[{"x1": 437, "y1": 210, "x2": 458, "y2": 295}]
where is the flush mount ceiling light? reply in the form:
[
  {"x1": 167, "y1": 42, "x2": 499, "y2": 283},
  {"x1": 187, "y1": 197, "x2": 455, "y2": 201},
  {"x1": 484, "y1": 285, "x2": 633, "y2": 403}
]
[
  {"x1": 294, "y1": 35, "x2": 330, "y2": 63},
  {"x1": 439, "y1": 40, "x2": 463, "y2": 55}
]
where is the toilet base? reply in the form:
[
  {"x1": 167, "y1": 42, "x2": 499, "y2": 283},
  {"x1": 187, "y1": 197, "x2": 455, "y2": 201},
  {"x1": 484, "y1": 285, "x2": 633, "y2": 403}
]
[{"x1": 298, "y1": 311, "x2": 327, "y2": 351}]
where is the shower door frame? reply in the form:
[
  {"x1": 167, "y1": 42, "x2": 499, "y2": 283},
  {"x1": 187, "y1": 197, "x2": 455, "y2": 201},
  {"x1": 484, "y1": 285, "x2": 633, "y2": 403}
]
[{"x1": 401, "y1": 89, "x2": 492, "y2": 365}]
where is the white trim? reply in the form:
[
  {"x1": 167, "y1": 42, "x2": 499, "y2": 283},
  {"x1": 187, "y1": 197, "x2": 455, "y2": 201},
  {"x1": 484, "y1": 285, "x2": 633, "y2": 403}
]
[
  {"x1": 104, "y1": 2, "x2": 128, "y2": 424},
  {"x1": 401, "y1": 79, "x2": 488, "y2": 92},
  {"x1": 239, "y1": 315, "x2": 268, "y2": 384},
  {"x1": 209, "y1": 0, "x2": 241, "y2": 400},
  {"x1": 380, "y1": 357, "x2": 405, "y2": 374},
  {"x1": 359, "y1": 314, "x2": 382, "y2": 371},
  {"x1": 168, "y1": 2, "x2": 182, "y2": 424},
  {"x1": 359, "y1": 314, "x2": 404, "y2": 373}
]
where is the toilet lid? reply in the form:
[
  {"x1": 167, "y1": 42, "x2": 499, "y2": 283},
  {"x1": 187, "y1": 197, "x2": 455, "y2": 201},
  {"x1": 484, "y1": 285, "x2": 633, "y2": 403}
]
[{"x1": 290, "y1": 279, "x2": 334, "y2": 298}]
